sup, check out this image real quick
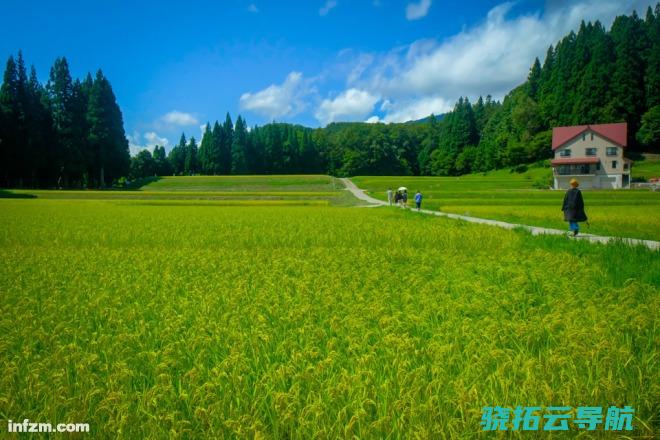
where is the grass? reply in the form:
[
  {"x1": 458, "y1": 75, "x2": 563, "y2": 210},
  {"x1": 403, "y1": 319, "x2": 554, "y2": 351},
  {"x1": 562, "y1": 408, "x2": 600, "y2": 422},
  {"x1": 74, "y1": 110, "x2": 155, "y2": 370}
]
[
  {"x1": 1, "y1": 175, "x2": 356, "y2": 206},
  {"x1": 632, "y1": 154, "x2": 660, "y2": 180},
  {"x1": 141, "y1": 175, "x2": 341, "y2": 192},
  {"x1": 0, "y1": 198, "x2": 657, "y2": 438},
  {"x1": 353, "y1": 167, "x2": 660, "y2": 241}
]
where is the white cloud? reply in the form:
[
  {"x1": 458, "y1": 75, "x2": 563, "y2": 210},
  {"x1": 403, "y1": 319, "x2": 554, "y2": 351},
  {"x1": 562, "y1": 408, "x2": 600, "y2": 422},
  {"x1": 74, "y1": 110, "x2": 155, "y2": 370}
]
[
  {"x1": 343, "y1": 0, "x2": 655, "y2": 122},
  {"x1": 248, "y1": 3, "x2": 259, "y2": 13},
  {"x1": 320, "y1": 0, "x2": 338, "y2": 16},
  {"x1": 128, "y1": 131, "x2": 170, "y2": 156},
  {"x1": 381, "y1": 96, "x2": 453, "y2": 123},
  {"x1": 161, "y1": 111, "x2": 199, "y2": 126},
  {"x1": 315, "y1": 88, "x2": 379, "y2": 125},
  {"x1": 144, "y1": 132, "x2": 169, "y2": 147},
  {"x1": 365, "y1": 115, "x2": 381, "y2": 123},
  {"x1": 406, "y1": 0, "x2": 432, "y2": 20},
  {"x1": 239, "y1": 71, "x2": 312, "y2": 120}
]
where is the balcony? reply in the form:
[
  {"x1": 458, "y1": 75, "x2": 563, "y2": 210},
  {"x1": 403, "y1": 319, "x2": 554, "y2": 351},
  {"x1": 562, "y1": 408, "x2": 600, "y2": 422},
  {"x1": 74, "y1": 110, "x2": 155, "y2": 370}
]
[{"x1": 550, "y1": 158, "x2": 600, "y2": 176}]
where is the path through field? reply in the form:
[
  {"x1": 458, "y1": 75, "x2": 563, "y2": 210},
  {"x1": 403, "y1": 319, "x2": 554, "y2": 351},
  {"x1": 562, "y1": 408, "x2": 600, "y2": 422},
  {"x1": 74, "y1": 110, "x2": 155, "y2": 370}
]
[{"x1": 341, "y1": 178, "x2": 660, "y2": 250}]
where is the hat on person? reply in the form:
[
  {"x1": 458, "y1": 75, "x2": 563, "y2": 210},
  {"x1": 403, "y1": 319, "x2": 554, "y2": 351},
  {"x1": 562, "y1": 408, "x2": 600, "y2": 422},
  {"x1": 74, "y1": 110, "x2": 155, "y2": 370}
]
[{"x1": 569, "y1": 178, "x2": 579, "y2": 187}]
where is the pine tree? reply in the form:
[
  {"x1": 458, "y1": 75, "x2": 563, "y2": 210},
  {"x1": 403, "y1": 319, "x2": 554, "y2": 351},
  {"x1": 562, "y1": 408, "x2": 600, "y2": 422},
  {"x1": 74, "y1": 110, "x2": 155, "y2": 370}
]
[
  {"x1": 47, "y1": 57, "x2": 77, "y2": 187},
  {"x1": 198, "y1": 123, "x2": 213, "y2": 174},
  {"x1": 231, "y1": 115, "x2": 248, "y2": 174},
  {"x1": 184, "y1": 137, "x2": 198, "y2": 175},
  {"x1": 0, "y1": 55, "x2": 19, "y2": 187},
  {"x1": 168, "y1": 133, "x2": 187, "y2": 175},
  {"x1": 526, "y1": 58, "x2": 541, "y2": 100},
  {"x1": 86, "y1": 70, "x2": 130, "y2": 187},
  {"x1": 644, "y1": 5, "x2": 660, "y2": 107},
  {"x1": 221, "y1": 113, "x2": 233, "y2": 174},
  {"x1": 609, "y1": 12, "x2": 648, "y2": 138}
]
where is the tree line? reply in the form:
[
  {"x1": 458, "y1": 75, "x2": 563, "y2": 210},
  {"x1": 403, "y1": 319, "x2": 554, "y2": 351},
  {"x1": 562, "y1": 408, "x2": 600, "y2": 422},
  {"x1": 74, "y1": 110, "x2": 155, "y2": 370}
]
[
  {"x1": 0, "y1": 53, "x2": 129, "y2": 188},
  {"x1": 2, "y1": 5, "x2": 658, "y2": 186}
]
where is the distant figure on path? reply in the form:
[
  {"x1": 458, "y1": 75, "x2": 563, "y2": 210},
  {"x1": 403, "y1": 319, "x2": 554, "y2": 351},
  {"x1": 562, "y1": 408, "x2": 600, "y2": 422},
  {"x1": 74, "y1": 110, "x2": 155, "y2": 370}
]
[
  {"x1": 387, "y1": 188, "x2": 393, "y2": 206},
  {"x1": 402, "y1": 190, "x2": 408, "y2": 208},
  {"x1": 415, "y1": 190, "x2": 423, "y2": 211},
  {"x1": 562, "y1": 178, "x2": 587, "y2": 236},
  {"x1": 394, "y1": 190, "x2": 401, "y2": 206}
]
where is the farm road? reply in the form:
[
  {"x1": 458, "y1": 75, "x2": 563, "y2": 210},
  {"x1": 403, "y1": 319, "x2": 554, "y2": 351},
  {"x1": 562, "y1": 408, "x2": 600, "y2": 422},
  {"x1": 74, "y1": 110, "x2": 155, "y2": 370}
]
[{"x1": 340, "y1": 178, "x2": 660, "y2": 251}]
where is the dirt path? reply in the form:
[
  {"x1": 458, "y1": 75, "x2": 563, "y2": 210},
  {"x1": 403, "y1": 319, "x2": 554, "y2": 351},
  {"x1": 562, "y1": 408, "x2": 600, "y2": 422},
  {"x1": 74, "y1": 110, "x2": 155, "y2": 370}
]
[{"x1": 340, "y1": 178, "x2": 660, "y2": 250}]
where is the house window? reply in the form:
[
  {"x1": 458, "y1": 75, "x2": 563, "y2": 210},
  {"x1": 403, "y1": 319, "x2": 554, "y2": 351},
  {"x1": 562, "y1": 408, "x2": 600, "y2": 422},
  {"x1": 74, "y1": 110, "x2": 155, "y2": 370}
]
[
  {"x1": 606, "y1": 147, "x2": 618, "y2": 156},
  {"x1": 624, "y1": 162, "x2": 629, "y2": 170},
  {"x1": 596, "y1": 162, "x2": 601, "y2": 171},
  {"x1": 585, "y1": 148, "x2": 597, "y2": 156},
  {"x1": 582, "y1": 133, "x2": 586, "y2": 141},
  {"x1": 590, "y1": 132, "x2": 594, "y2": 141},
  {"x1": 559, "y1": 149, "x2": 571, "y2": 157},
  {"x1": 612, "y1": 160, "x2": 617, "y2": 169}
]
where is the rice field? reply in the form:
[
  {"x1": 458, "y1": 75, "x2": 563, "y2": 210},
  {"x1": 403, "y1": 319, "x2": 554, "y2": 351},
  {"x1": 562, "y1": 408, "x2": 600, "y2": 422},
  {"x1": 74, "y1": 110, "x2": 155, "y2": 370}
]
[
  {"x1": 353, "y1": 171, "x2": 660, "y2": 241},
  {"x1": 0, "y1": 191, "x2": 657, "y2": 438}
]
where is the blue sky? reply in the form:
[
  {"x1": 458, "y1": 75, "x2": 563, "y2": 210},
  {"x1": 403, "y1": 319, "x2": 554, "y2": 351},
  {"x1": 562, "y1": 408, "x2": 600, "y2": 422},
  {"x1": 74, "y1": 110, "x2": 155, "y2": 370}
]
[{"x1": 1, "y1": 0, "x2": 655, "y2": 153}]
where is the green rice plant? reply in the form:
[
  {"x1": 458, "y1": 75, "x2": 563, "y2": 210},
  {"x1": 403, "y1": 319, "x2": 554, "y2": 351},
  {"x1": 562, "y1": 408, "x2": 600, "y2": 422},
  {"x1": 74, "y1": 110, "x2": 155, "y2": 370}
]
[
  {"x1": 354, "y1": 176, "x2": 660, "y2": 241},
  {"x1": 0, "y1": 199, "x2": 656, "y2": 438}
]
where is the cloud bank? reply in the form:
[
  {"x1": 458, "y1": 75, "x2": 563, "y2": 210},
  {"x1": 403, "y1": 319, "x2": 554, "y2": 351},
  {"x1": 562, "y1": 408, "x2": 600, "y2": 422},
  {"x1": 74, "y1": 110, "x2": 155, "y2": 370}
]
[
  {"x1": 239, "y1": 71, "x2": 313, "y2": 120},
  {"x1": 239, "y1": 0, "x2": 655, "y2": 125}
]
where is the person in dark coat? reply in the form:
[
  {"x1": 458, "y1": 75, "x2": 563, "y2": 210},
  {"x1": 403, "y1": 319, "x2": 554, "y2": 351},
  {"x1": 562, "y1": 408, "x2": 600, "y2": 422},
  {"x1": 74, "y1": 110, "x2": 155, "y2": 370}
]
[{"x1": 562, "y1": 178, "x2": 587, "y2": 236}]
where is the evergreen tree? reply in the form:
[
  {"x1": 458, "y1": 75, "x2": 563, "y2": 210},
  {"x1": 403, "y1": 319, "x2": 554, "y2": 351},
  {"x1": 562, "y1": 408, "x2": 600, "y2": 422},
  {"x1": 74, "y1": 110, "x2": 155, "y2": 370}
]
[
  {"x1": 0, "y1": 55, "x2": 19, "y2": 186},
  {"x1": 220, "y1": 113, "x2": 233, "y2": 174},
  {"x1": 198, "y1": 123, "x2": 213, "y2": 174},
  {"x1": 184, "y1": 136, "x2": 198, "y2": 175},
  {"x1": 231, "y1": 115, "x2": 248, "y2": 174},
  {"x1": 526, "y1": 58, "x2": 542, "y2": 100},
  {"x1": 47, "y1": 57, "x2": 77, "y2": 187},
  {"x1": 609, "y1": 12, "x2": 648, "y2": 138},
  {"x1": 644, "y1": 5, "x2": 660, "y2": 107},
  {"x1": 152, "y1": 145, "x2": 172, "y2": 175},
  {"x1": 168, "y1": 133, "x2": 187, "y2": 175},
  {"x1": 86, "y1": 70, "x2": 130, "y2": 187},
  {"x1": 210, "y1": 121, "x2": 223, "y2": 174}
]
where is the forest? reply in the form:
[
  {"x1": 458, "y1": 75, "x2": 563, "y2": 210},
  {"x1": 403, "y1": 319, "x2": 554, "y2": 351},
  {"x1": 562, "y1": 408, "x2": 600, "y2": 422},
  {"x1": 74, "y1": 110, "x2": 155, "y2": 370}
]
[{"x1": 1, "y1": 5, "x2": 658, "y2": 187}]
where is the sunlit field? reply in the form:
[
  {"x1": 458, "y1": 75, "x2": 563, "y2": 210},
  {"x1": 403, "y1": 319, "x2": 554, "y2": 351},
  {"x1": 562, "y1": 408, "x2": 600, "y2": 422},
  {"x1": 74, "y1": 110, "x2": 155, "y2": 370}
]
[
  {"x1": 353, "y1": 167, "x2": 660, "y2": 241},
  {"x1": 0, "y1": 194, "x2": 657, "y2": 438}
]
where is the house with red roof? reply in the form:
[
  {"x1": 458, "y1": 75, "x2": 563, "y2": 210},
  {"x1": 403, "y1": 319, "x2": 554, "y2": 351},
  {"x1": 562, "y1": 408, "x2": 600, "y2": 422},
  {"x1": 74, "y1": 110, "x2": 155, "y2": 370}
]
[{"x1": 551, "y1": 122, "x2": 632, "y2": 189}]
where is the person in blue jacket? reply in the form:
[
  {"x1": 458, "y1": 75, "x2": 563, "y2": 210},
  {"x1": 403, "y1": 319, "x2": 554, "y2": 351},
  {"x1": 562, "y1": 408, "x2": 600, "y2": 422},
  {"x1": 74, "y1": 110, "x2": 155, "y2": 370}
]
[{"x1": 414, "y1": 190, "x2": 423, "y2": 211}]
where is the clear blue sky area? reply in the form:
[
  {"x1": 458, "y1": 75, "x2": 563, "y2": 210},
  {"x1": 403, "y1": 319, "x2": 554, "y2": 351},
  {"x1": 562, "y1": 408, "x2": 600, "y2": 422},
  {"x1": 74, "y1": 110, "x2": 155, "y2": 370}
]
[{"x1": 1, "y1": 0, "x2": 654, "y2": 153}]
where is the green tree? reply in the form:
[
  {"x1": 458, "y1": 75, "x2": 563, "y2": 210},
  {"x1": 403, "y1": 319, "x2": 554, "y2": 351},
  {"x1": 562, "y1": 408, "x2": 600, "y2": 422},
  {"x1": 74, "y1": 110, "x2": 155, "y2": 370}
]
[
  {"x1": 86, "y1": 70, "x2": 130, "y2": 187},
  {"x1": 636, "y1": 105, "x2": 660, "y2": 149},
  {"x1": 221, "y1": 113, "x2": 233, "y2": 174},
  {"x1": 168, "y1": 133, "x2": 187, "y2": 175},
  {"x1": 130, "y1": 149, "x2": 156, "y2": 179},
  {"x1": 184, "y1": 136, "x2": 198, "y2": 175},
  {"x1": 231, "y1": 115, "x2": 248, "y2": 174}
]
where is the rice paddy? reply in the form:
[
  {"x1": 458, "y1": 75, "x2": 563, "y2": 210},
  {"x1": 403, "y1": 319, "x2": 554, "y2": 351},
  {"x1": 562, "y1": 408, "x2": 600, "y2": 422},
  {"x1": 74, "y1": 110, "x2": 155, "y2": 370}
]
[
  {"x1": 353, "y1": 169, "x2": 660, "y2": 241},
  {"x1": 0, "y1": 175, "x2": 657, "y2": 438}
]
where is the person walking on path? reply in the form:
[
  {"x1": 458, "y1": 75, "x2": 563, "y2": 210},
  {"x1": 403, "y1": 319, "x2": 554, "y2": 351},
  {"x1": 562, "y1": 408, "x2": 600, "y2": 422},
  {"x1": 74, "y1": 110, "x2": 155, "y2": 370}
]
[
  {"x1": 402, "y1": 190, "x2": 408, "y2": 208},
  {"x1": 562, "y1": 178, "x2": 588, "y2": 236},
  {"x1": 387, "y1": 188, "x2": 393, "y2": 206},
  {"x1": 414, "y1": 190, "x2": 423, "y2": 211}
]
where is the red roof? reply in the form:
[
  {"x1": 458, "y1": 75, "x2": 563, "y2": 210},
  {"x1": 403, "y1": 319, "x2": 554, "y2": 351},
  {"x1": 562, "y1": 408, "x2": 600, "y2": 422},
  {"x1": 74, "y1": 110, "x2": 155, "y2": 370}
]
[
  {"x1": 552, "y1": 123, "x2": 627, "y2": 150},
  {"x1": 551, "y1": 157, "x2": 600, "y2": 165}
]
